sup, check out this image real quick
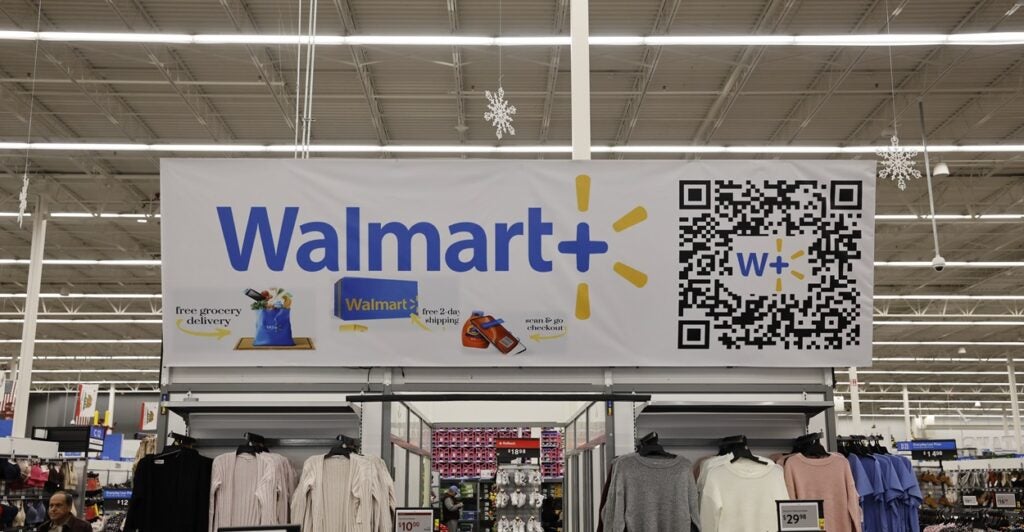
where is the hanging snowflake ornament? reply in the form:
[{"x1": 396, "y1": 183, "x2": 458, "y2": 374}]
[
  {"x1": 484, "y1": 86, "x2": 516, "y2": 139},
  {"x1": 877, "y1": 135, "x2": 921, "y2": 191},
  {"x1": 16, "y1": 171, "x2": 29, "y2": 228}
]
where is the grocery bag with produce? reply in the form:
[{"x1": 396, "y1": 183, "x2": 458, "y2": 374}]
[{"x1": 245, "y1": 288, "x2": 296, "y2": 346}]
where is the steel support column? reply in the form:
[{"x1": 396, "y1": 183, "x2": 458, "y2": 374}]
[
  {"x1": 849, "y1": 367, "x2": 861, "y2": 432},
  {"x1": 569, "y1": 0, "x2": 591, "y2": 160},
  {"x1": 1008, "y1": 358, "x2": 1022, "y2": 452},
  {"x1": 902, "y1": 386, "x2": 912, "y2": 440},
  {"x1": 13, "y1": 196, "x2": 47, "y2": 437}
]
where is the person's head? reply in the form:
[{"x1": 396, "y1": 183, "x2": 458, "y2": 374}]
[
  {"x1": 48, "y1": 491, "x2": 73, "y2": 523},
  {"x1": 448, "y1": 485, "x2": 460, "y2": 497}
]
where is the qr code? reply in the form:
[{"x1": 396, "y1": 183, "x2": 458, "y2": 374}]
[{"x1": 677, "y1": 179, "x2": 864, "y2": 350}]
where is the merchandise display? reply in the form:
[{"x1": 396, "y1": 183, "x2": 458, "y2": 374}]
[
  {"x1": 432, "y1": 428, "x2": 563, "y2": 480},
  {"x1": 485, "y1": 465, "x2": 544, "y2": 532},
  {"x1": 122, "y1": 433, "x2": 395, "y2": 532}
]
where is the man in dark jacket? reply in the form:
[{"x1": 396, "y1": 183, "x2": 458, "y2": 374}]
[{"x1": 37, "y1": 491, "x2": 90, "y2": 532}]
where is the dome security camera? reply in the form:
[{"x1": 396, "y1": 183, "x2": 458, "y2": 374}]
[
  {"x1": 931, "y1": 255, "x2": 946, "y2": 272},
  {"x1": 933, "y1": 163, "x2": 950, "y2": 177}
]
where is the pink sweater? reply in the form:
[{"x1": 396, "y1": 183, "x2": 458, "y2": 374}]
[{"x1": 783, "y1": 453, "x2": 862, "y2": 532}]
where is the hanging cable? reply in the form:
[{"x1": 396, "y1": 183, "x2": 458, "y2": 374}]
[
  {"x1": 293, "y1": 0, "x2": 303, "y2": 158},
  {"x1": 883, "y1": 0, "x2": 898, "y2": 140},
  {"x1": 301, "y1": 0, "x2": 320, "y2": 159},
  {"x1": 17, "y1": 0, "x2": 44, "y2": 228},
  {"x1": 918, "y1": 99, "x2": 944, "y2": 266}
]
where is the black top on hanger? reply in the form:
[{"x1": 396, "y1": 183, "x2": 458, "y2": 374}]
[
  {"x1": 157, "y1": 432, "x2": 197, "y2": 458},
  {"x1": 729, "y1": 445, "x2": 768, "y2": 465},
  {"x1": 717, "y1": 435, "x2": 747, "y2": 455},
  {"x1": 236, "y1": 432, "x2": 268, "y2": 455},
  {"x1": 716, "y1": 435, "x2": 767, "y2": 465},
  {"x1": 326, "y1": 434, "x2": 358, "y2": 458},
  {"x1": 635, "y1": 432, "x2": 676, "y2": 459},
  {"x1": 792, "y1": 433, "x2": 829, "y2": 458}
]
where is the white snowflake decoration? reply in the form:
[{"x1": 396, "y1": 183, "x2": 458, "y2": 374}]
[
  {"x1": 17, "y1": 171, "x2": 29, "y2": 228},
  {"x1": 877, "y1": 135, "x2": 921, "y2": 191},
  {"x1": 484, "y1": 86, "x2": 516, "y2": 139}
]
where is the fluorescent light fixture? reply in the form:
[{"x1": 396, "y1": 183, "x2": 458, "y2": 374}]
[
  {"x1": 32, "y1": 369, "x2": 159, "y2": 374},
  {"x1": 0, "y1": 293, "x2": 161, "y2": 299},
  {"x1": 836, "y1": 381, "x2": 1010, "y2": 387},
  {"x1": 875, "y1": 261, "x2": 1024, "y2": 267},
  {"x1": 875, "y1": 320, "x2": 1024, "y2": 325},
  {"x1": 0, "y1": 318, "x2": 161, "y2": 324},
  {"x1": 34, "y1": 356, "x2": 161, "y2": 360},
  {"x1": 0, "y1": 339, "x2": 161, "y2": 343},
  {"x1": 874, "y1": 295, "x2": 1024, "y2": 300},
  {"x1": 0, "y1": 212, "x2": 160, "y2": 219},
  {"x1": 875, "y1": 313, "x2": 1024, "y2": 318},
  {"x1": 27, "y1": 380, "x2": 160, "y2": 385},
  {"x1": 2, "y1": 30, "x2": 1024, "y2": 47},
  {"x1": 4, "y1": 141, "x2": 1024, "y2": 154},
  {"x1": 0, "y1": 312, "x2": 161, "y2": 316},
  {"x1": 875, "y1": 214, "x2": 1024, "y2": 221},
  {"x1": 837, "y1": 370, "x2": 1012, "y2": 375},
  {"x1": 858, "y1": 399, "x2": 1011, "y2": 404},
  {"x1": 0, "y1": 259, "x2": 160, "y2": 266},
  {"x1": 874, "y1": 341, "x2": 1024, "y2": 346}
]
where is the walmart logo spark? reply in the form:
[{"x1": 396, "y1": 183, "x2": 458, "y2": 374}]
[
  {"x1": 571, "y1": 174, "x2": 648, "y2": 320},
  {"x1": 735, "y1": 238, "x2": 806, "y2": 293}
]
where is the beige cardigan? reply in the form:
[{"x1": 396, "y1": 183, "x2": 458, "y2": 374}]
[
  {"x1": 291, "y1": 454, "x2": 373, "y2": 532},
  {"x1": 209, "y1": 452, "x2": 297, "y2": 531}
]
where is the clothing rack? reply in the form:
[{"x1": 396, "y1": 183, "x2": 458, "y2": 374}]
[
  {"x1": 194, "y1": 432, "x2": 360, "y2": 450},
  {"x1": 653, "y1": 431, "x2": 825, "y2": 450}
]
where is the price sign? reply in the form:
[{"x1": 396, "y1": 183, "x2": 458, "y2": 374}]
[
  {"x1": 496, "y1": 439, "x2": 541, "y2": 465},
  {"x1": 777, "y1": 500, "x2": 824, "y2": 531},
  {"x1": 962, "y1": 495, "x2": 979, "y2": 506},
  {"x1": 904, "y1": 440, "x2": 958, "y2": 460},
  {"x1": 395, "y1": 508, "x2": 433, "y2": 532},
  {"x1": 102, "y1": 489, "x2": 132, "y2": 513},
  {"x1": 996, "y1": 493, "x2": 1017, "y2": 509}
]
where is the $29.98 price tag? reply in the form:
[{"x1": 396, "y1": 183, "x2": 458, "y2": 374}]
[{"x1": 777, "y1": 500, "x2": 825, "y2": 531}]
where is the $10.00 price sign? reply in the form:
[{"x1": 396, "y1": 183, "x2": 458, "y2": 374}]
[
  {"x1": 777, "y1": 500, "x2": 825, "y2": 531},
  {"x1": 395, "y1": 509, "x2": 432, "y2": 532}
]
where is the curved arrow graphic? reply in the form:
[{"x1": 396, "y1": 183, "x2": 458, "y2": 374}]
[
  {"x1": 339, "y1": 324, "x2": 369, "y2": 332},
  {"x1": 410, "y1": 313, "x2": 432, "y2": 332},
  {"x1": 175, "y1": 319, "x2": 231, "y2": 340},
  {"x1": 530, "y1": 329, "x2": 567, "y2": 342}
]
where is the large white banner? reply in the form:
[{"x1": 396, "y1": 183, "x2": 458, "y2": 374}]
[{"x1": 161, "y1": 159, "x2": 875, "y2": 367}]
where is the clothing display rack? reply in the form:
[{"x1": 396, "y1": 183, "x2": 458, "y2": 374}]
[{"x1": 920, "y1": 507, "x2": 1024, "y2": 530}]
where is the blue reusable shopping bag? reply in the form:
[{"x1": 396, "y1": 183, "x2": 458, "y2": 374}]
[{"x1": 253, "y1": 307, "x2": 295, "y2": 346}]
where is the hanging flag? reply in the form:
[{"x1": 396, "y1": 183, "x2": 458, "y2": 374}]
[
  {"x1": 75, "y1": 384, "x2": 99, "y2": 424},
  {"x1": 140, "y1": 402, "x2": 159, "y2": 431}
]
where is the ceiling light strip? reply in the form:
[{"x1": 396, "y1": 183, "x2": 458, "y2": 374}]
[
  {"x1": 2, "y1": 30, "x2": 1024, "y2": 47},
  {"x1": 0, "y1": 319, "x2": 161, "y2": 324},
  {"x1": 0, "y1": 293, "x2": 161, "y2": 298},
  {"x1": 3, "y1": 142, "x2": 1024, "y2": 154},
  {"x1": 0, "y1": 339, "x2": 161, "y2": 343}
]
